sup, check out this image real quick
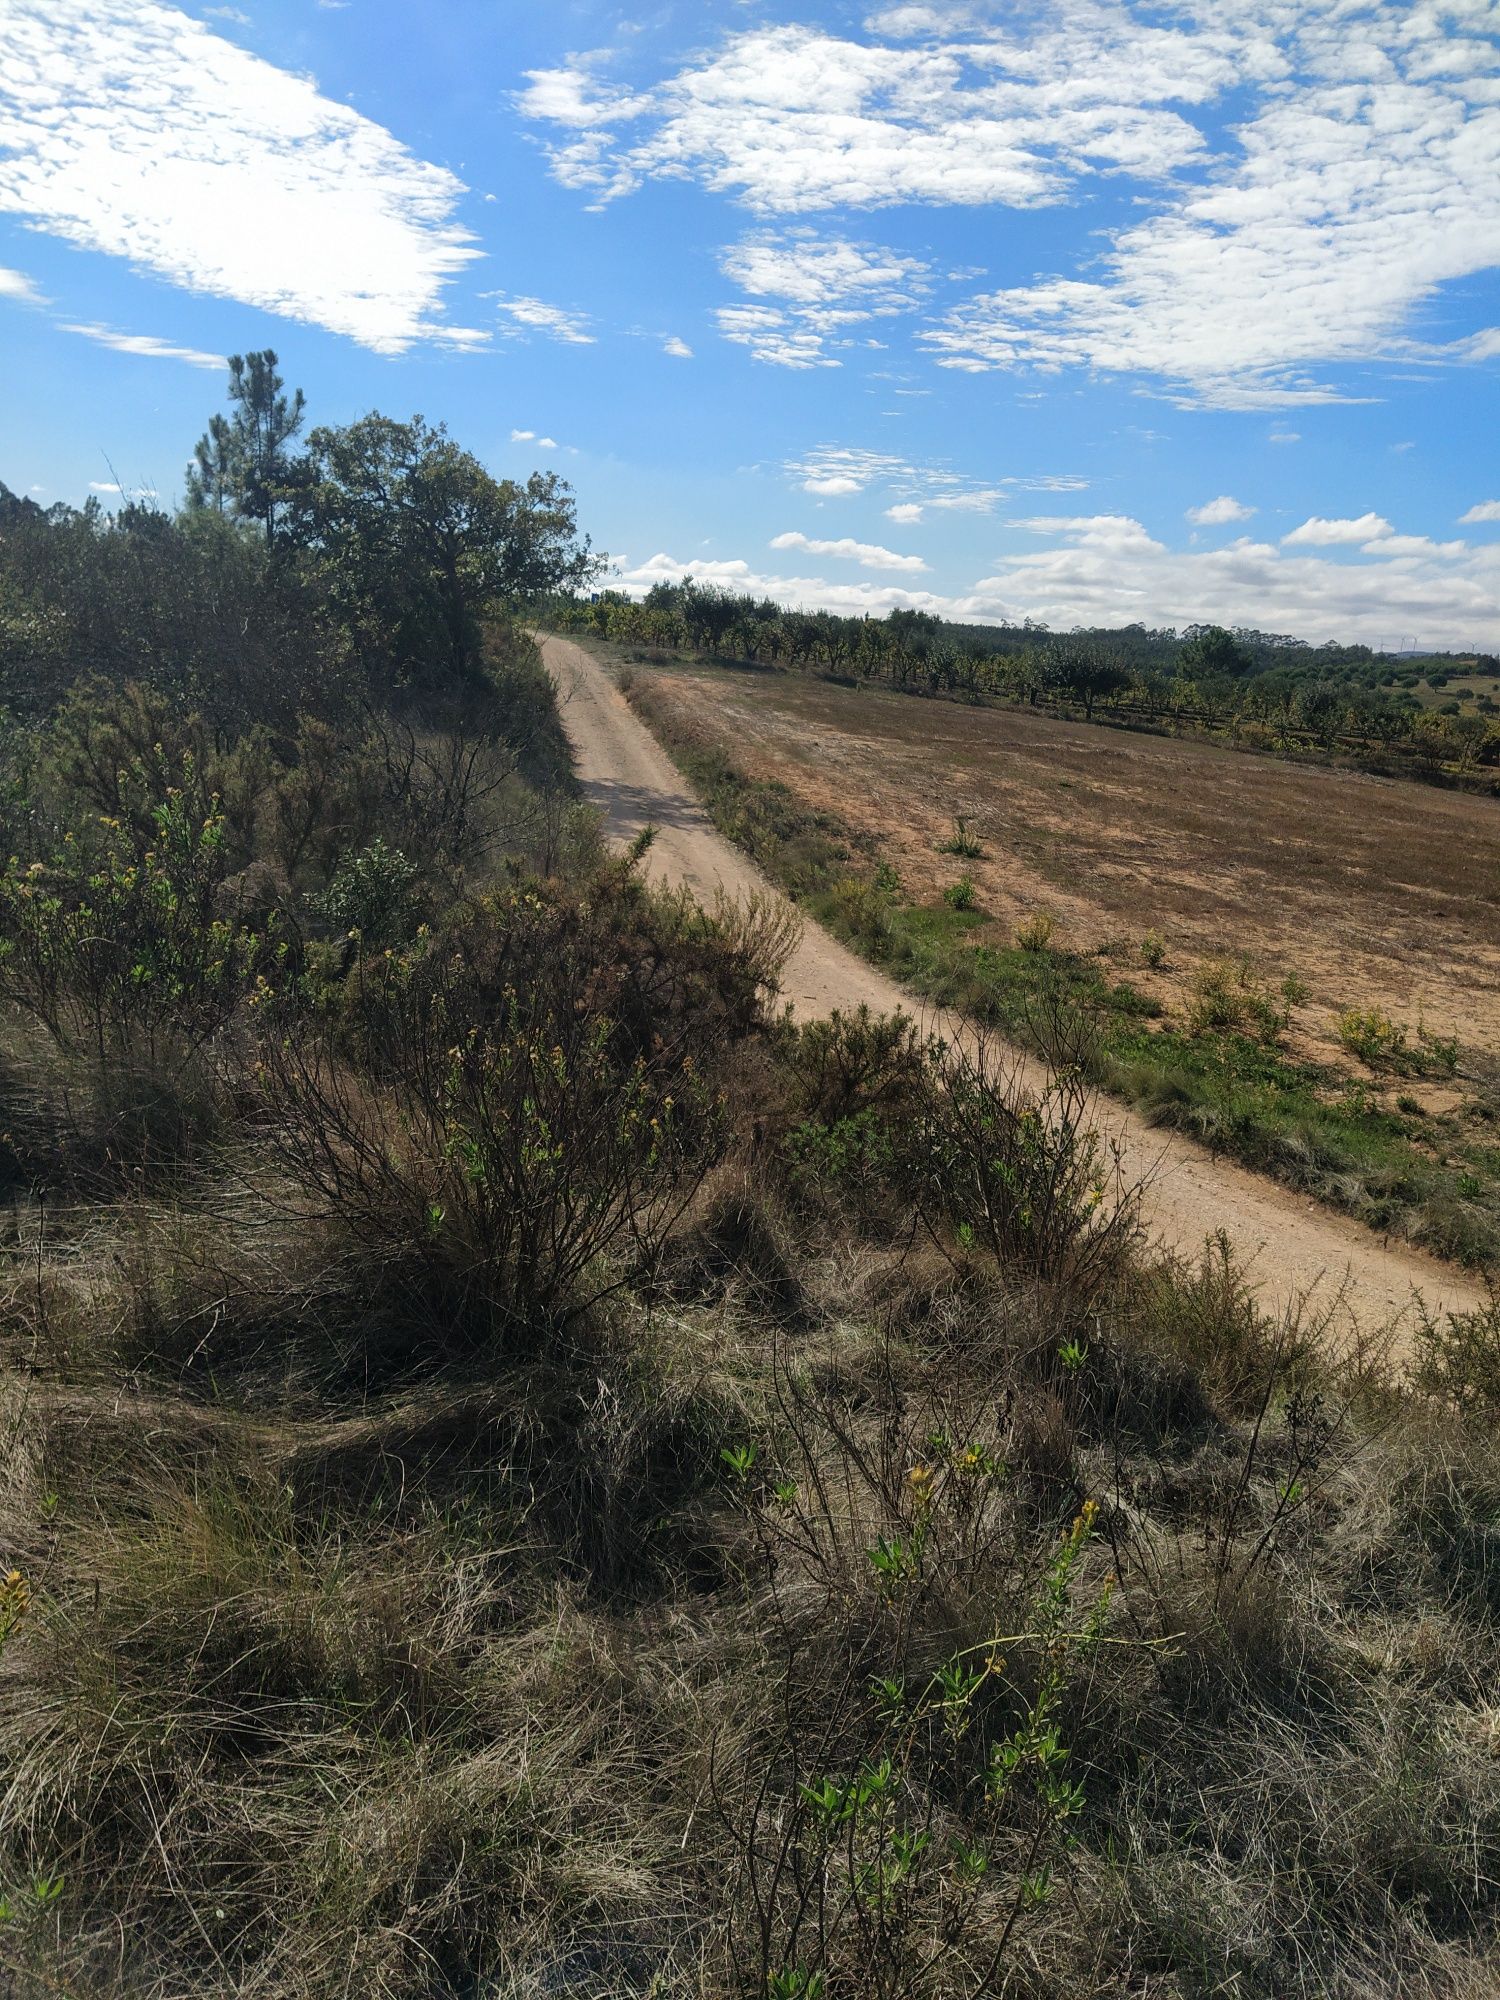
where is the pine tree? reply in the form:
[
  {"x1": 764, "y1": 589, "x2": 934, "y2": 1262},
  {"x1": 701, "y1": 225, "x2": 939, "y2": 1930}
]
[{"x1": 185, "y1": 350, "x2": 306, "y2": 542}]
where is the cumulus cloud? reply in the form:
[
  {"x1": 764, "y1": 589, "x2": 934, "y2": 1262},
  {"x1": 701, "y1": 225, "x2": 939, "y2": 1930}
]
[
  {"x1": 961, "y1": 514, "x2": 1500, "y2": 651},
  {"x1": 1461, "y1": 501, "x2": 1500, "y2": 524},
  {"x1": 663, "y1": 334, "x2": 693, "y2": 358},
  {"x1": 616, "y1": 521, "x2": 1500, "y2": 652},
  {"x1": 62, "y1": 321, "x2": 224, "y2": 368},
  {"x1": 613, "y1": 551, "x2": 953, "y2": 618},
  {"x1": 885, "y1": 502, "x2": 924, "y2": 524},
  {"x1": 492, "y1": 294, "x2": 595, "y2": 344},
  {"x1": 0, "y1": 266, "x2": 41, "y2": 303},
  {"x1": 770, "y1": 529, "x2": 927, "y2": 572},
  {"x1": 518, "y1": 2, "x2": 1500, "y2": 406},
  {"x1": 1187, "y1": 495, "x2": 1254, "y2": 525},
  {"x1": 717, "y1": 304, "x2": 839, "y2": 369},
  {"x1": 1282, "y1": 513, "x2": 1393, "y2": 546},
  {"x1": 784, "y1": 445, "x2": 1082, "y2": 510},
  {"x1": 0, "y1": 0, "x2": 479, "y2": 351}
]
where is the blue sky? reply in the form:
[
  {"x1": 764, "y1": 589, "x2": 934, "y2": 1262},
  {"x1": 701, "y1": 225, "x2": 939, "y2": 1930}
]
[{"x1": 4, "y1": 0, "x2": 1500, "y2": 648}]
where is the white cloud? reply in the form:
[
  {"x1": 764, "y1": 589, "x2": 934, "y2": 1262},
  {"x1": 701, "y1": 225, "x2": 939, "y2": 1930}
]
[
  {"x1": 614, "y1": 551, "x2": 952, "y2": 618},
  {"x1": 0, "y1": 266, "x2": 41, "y2": 303},
  {"x1": 1282, "y1": 513, "x2": 1393, "y2": 547},
  {"x1": 510, "y1": 429, "x2": 536, "y2": 441},
  {"x1": 521, "y1": 16, "x2": 1234, "y2": 214},
  {"x1": 770, "y1": 529, "x2": 927, "y2": 573},
  {"x1": 717, "y1": 304, "x2": 839, "y2": 370},
  {"x1": 62, "y1": 321, "x2": 224, "y2": 368},
  {"x1": 1365, "y1": 534, "x2": 1466, "y2": 558},
  {"x1": 962, "y1": 513, "x2": 1500, "y2": 651},
  {"x1": 1187, "y1": 494, "x2": 1254, "y2": 525},
  {"x1": 663, "y1": 334, "x2": 693, "y2": 358},
  {"x1": 0, "y1": 0, "x2": 480, "y2": 351},
  {"x1": 1460, "y1": 501, "x2": 1500, "y2": 524},
  {"x1": 1269, "y1": 429, "x2": 1301, "y2": 446},
  {"x1": 786, "y1": 446, "x2": 909, "y2": 495},
  {"x1": 89, "y1": 479, "x2": 121, "y2": 493},
  {"x1": 492, "y1": 294, "x2": 595, "y2": 344},
  {"x1": 617, "y1": 527, "x2": 1500, "y2": 652},
  {"x1": 885, "y1": 502, "x2": 924, "y2": 524},
  {"x1": 922, "y1": 8, "x2": 1500, "y2": 405},
  {"x1": 784, "y1": 445, "x2": 1078, "y2": 510},
  {"x1": 717, "y1": 229, "x2": 933, "y2": 365},
  {"x1": 521, "y1": 7, "x2": 1500, "y2": 406}
]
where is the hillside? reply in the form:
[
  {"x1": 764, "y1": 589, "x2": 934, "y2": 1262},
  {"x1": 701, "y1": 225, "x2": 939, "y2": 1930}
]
[{"x1": 1, "y1": 378, "x2": 1499, "y2": 1999}]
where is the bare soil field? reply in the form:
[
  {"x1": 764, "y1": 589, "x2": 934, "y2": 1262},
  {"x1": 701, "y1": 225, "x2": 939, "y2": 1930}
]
[{"x1": 631, "y1": 660, "x2": 1500, "y2": 1078}]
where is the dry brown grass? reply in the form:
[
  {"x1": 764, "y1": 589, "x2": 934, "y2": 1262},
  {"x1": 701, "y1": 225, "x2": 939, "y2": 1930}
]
[{"x1": 2, "y1": 1136, "x2": 1499, "y2": 1998}]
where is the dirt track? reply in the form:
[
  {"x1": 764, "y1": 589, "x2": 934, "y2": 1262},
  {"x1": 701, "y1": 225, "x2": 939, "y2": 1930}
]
[{"x1": 542, "y1": 632, "x2": 1488, "y2": 1339}]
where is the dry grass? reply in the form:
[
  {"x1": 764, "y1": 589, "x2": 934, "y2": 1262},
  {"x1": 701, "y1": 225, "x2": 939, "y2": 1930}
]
[{"x1": 3, "y1": 1134, "x2": 1499, "y2": 1997}]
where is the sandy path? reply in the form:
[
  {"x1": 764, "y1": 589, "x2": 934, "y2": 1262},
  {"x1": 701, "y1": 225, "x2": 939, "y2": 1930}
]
[{"x1": 542, "y1": 633, "x2": 1488, "y2": 1337}]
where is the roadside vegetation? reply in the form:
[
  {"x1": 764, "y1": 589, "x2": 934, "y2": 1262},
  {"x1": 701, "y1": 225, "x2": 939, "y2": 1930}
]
[
  {"x1": 550, "y1": 579, "x2": 1500, "y2": 793},
  {"x1": 1, "y1": 366, "x2": 1499, "y2": 1998},
  {"x1": 623, "y1": 673, "x2": 1500, "y2": 1273}
]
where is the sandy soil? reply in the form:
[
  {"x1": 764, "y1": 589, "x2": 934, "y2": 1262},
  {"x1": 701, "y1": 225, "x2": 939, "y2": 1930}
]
[{"x1": 542, "y1": 634, "x2": 1489, "y2": 1343}]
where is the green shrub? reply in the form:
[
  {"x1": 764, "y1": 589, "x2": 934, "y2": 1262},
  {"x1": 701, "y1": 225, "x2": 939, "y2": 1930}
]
[
  {"x1": 1187, "y1": 957, "x2": 1285, "y2": 1043},
  {"x1": 258, "y1": 874, "x2": 772, "y2": 1337},
  {"x1": 943, "y1": 874, "x2": 978, "y2": 912},
  {"x1": 909, "y1": 1027, "x2": 1142, "y2": 1297},
  {"x1": 311, "y1": 836, "x2": 419, "y2": 947},
  {"x1": 1338, "y1": 1005, "x2": 1408, "y2": 1067},
  {"x1": 828, "y1": 876, "x2": 891, "y2": 949},
  {"x1": 1014, "y1": 909, "x2": 1055, "y2": 953},
  {"x1": 0, "y1": 785, "x2": 279, "y2": 1065},
  {"x1": 1139, "y1": 928, "x2": 1166, "y2": 969}
]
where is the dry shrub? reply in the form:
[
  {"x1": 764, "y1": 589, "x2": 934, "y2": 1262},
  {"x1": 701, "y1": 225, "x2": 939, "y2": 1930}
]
[
  {"x1": 1124, "y1": 1231, "x2": 1317, "y2": 1416},
  {"x1": 911, "y1": 1027, "x2": 1145, "y2": 1302},
  {"x1": 254, "y1": 877, "x2": 794, "y2": 1343}
]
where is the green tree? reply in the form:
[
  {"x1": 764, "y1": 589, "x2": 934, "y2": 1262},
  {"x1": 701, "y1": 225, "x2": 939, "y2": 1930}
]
[
  {"x1": 186, "y1": 350, "x2": 306, "y2": 543},
  {"x1": 1179, "y1": 624, "x2": 1253, "y2": 679},
  {"x1": 287, "y1": 414, "x2": 601, "y2": 685}
]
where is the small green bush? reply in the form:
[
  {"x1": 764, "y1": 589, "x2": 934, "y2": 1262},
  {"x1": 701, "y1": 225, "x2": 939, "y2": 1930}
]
[
  {"x1": 1139, "y1": 928, "x2": 1166, "y2": 969},
  {"x1": 943, "y1": 874, "x2": 978, "y2": 912},
  {"x1": 1338, "y1": 1006, "x2": 1408, "y2": 1067},
  {"x1": 312, "y1": 836, "x2": 419, "y2": 947}
]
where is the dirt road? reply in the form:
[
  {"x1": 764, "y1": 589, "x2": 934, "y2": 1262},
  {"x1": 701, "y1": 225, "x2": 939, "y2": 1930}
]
[{"x1": 542, "y1": 632, "x2": 1488, "y2": 1338}]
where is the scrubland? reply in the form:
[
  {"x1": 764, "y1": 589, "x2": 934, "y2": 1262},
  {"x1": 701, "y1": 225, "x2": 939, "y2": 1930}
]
[
  {"x1": 2, "y1": 410, "x2": 1499, "y2": 1997},
  {"x1": 1, "y1": 635, "x2": 1499, "y2": 2000}
]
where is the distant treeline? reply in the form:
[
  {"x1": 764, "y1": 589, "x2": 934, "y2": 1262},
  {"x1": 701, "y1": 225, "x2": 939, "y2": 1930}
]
[{"x1": 551, "y1": 580, "x2": 1500, "y2": 784}]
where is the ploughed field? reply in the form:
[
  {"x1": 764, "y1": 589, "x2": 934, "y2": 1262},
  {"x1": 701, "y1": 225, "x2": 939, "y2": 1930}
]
[{"x1": 625, "y1": 656, "x2": 1500, "y2": 1271}]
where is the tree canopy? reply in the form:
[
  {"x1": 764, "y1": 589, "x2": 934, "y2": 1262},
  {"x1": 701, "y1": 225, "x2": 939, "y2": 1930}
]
[{"x1": 285, "y1": 414, "x2": 601, "y2": 686}]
